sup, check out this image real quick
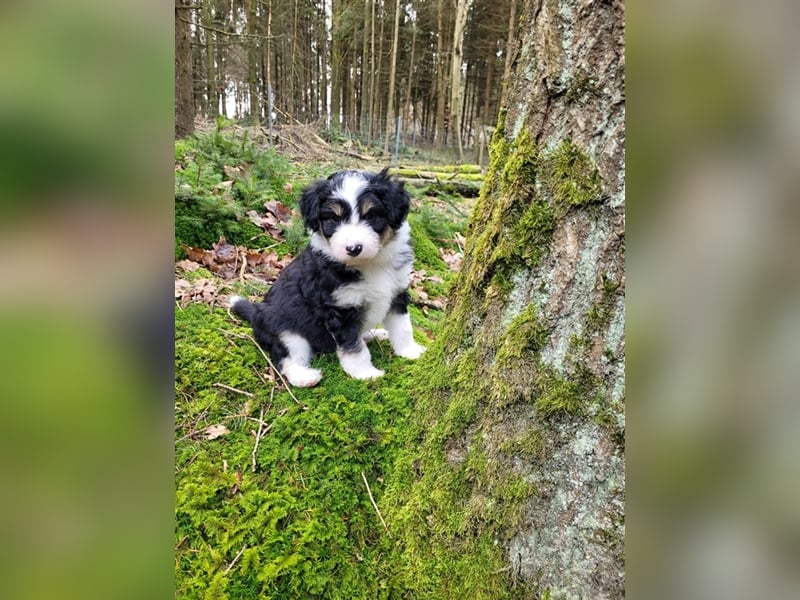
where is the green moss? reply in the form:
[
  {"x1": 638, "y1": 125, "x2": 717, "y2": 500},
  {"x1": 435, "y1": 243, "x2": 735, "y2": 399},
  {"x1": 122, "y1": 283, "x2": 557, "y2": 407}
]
[
  {"x1": 496, "y1": 304, "x2": 548, "y2": 364},
  {"x1": 409, "y1": 213, "x2": 447, "y2": 271},
  {"x1": 565, "y1": 68, "x2": 600, "y2": 105},
  {"x1": 534, "y1": 375, "x2": 586, "y2": 417},
  {"x1": 540, "y1": 138, "x2": 603, "y2": 216},
  {"x1": 499, "y1": 430, "x2": 545, "y2": 459}
]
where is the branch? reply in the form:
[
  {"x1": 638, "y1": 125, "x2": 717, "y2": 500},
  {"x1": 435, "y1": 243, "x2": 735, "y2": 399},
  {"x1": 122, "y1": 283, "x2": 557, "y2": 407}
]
[
  {"x1": 223, "y1": 545, "x2": 247, "y2": 575},
  {"x1": 213, "y1": 382, "x2": 255, "y2": 398},
  {"x1": 177, "y1": 15, "x2": 281, "y2": 41}
]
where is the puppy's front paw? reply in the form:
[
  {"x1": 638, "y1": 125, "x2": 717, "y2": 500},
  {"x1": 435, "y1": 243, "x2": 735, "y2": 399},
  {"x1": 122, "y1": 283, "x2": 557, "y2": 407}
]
[
  {"x1": 394, "y1": 341, "x2": 426, "y2": 360},
  {"x1": 337, "y1": 347, "x2": 385, "y2": 380},
  {"x1": 350, "y1": 366, "x2": 385, "y2": 380}
]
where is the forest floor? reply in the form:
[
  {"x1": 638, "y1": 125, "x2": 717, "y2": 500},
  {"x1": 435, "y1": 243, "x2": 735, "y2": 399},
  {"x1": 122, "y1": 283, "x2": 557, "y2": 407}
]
[{"x1": 174, "y1": 121, "x2": 512, "y2": 598}]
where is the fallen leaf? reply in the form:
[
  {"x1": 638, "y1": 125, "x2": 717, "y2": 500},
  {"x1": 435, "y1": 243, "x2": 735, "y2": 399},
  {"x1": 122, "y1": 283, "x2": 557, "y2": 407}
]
[
  {"x1": 247, "y1": 210, "x2": 279, "y2": 229},
  {"x1": 223, "y1": 165, "x2": 241, "y2": 178},
  {"x1": 439, "y1": 248, "x2": 463, "y2": 271},
  {"x1": 176, "y1": 259, "x2": 201, "y2": 272},
  {"x1": 203, "y1": 424, "x2": 230, "y2": 440},
  {"x1": 175, "y1": 278, "x2": 192, "y2": 298},
  {"x1": 264, "y1": 200, "x2": 293, "y2": 222},
  {"x1": 245, "y1": 250, "x2": 264, "y2": 266},
  {"x1": 212, "y1": 237, "x2": 238, "y2": 263},
  {"x1": 182, "y1": 244, "x2": 215, "y2": 266}
]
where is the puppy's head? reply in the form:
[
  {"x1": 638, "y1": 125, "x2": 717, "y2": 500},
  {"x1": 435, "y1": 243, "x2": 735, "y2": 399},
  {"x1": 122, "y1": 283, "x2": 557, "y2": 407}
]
[{"x1": 300, "y1": 168, "x2": 410, "y2": 265}]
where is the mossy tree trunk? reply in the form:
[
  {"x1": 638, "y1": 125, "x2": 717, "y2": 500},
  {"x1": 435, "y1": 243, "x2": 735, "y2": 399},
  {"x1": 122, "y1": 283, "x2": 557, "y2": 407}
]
[{"x1": 401, "y1": 0, "x2": 625, "y2": 597}]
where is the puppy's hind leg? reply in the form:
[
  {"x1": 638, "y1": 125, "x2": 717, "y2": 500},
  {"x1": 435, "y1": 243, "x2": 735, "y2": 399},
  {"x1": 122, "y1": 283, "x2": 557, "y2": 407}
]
[{"x1": 278, "y1": 332, "x2": 322, "y2": 387}]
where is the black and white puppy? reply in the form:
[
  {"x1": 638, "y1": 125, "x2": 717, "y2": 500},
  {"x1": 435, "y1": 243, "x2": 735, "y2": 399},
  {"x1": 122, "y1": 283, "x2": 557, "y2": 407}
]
[{"x1": 229, "y1": 168, "x2": 425, "y2": 387}]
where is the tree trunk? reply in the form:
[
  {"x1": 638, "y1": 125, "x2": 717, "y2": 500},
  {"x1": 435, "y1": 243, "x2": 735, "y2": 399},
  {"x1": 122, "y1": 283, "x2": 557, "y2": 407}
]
[
  {"x1": 175, "y1": 0, "x2": 194, "y2": 138},
  {"x1": 449, "y1": 0, "x2": 472, "y2": 161},
  {"x1": 383, "y1": 0, "x2": 402, "y2": 155},
  {"x1": 202, "y1": 2, "x2": 217, "y2": 118},
  {"x1": 246, "y1": 0, "x2": 259, "y2": 123},
  {"x1": 402, "y1": 0, "x2": 626, "y2": 597},
  {"x1": 500, "y1": 0, "x2": 517, "y2": 105},
  {"x1": 359, "y1": 0, "x2": 371, "y2": 135},
  {"x1": 434, "y1": 0, "x2": 447, "y2": 149},
  {"x1": 330, "y1": 0, "x2": 344, "y2": 130},
  {"x1": 366, "y1": 0, "x2": 376, "y2": 143},
  {"x1": 403, "y1": 19, "x2": 417, "y2": 137}
]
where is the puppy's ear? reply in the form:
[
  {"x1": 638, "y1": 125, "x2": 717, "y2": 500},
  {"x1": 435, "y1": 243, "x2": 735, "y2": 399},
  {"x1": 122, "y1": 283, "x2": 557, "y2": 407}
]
[
  {"x1": 374, "y1": 169, "x2": 410, "y2": 227},
  {"x1": 387, "y1": 179, "x2": 410, "y2": 228},
  {"x1": 299, "y1": 179, "x2": 328, "y2": 230}
]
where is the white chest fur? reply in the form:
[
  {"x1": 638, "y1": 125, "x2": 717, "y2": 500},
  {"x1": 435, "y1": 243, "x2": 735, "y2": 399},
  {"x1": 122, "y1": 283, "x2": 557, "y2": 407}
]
[{"x1": 331, "y1": 224, "x2": 413, "y2": 331}]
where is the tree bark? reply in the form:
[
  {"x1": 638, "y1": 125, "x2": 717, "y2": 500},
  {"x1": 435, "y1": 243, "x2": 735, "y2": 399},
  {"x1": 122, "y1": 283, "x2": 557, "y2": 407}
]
[
  {"x1": 175, "y1": 0, "x2": 195, "y2": 138},
  {"x1": 409, "y1": 0, "x2": 626, "y2": 596}
]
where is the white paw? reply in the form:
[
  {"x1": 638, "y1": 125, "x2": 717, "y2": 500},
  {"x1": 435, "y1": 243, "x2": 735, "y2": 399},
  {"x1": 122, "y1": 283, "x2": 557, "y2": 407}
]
[
  {"x1": 353, "y1": 366, "x2": 385, "y2": 380},
  {"x1": 394, "y1": 341, "x2": 426, "y2": 360},
  {"x1": 363, "y1": 328, "x2": 390, "y2": 342},
  {"x1": 282, "y1": 365, "x2": 323, "y2": 388}
]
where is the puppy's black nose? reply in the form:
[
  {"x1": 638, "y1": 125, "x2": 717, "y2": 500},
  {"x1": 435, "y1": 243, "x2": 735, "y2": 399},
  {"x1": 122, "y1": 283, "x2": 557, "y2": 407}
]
[{"x1": 346, "y1": 243, "x2": 363, "y2": 257}]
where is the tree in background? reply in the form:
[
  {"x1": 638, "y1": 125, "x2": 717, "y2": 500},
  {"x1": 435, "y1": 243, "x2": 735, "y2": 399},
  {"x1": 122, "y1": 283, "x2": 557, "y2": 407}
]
[
  {"x1": 174, "y1": 0, "x2": 521, "y2": 156},
  {"x1": 449, "y1": 0, "x2": 473, "y2": 160},
  {"x1": 175, "y1": 0, "x2": 194, "y2": 138}
]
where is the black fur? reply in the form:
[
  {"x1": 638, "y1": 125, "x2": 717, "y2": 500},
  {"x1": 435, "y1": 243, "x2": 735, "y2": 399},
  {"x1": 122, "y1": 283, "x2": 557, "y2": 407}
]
[{"x1": 231, "y1": 249, "x2": 364, "y2": 361}]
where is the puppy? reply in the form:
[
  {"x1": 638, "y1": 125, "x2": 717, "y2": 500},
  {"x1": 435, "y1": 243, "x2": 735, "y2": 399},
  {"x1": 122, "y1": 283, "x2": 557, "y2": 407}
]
[{"x1": 229, "y1": 168, "x2": 425, "y2": 387}]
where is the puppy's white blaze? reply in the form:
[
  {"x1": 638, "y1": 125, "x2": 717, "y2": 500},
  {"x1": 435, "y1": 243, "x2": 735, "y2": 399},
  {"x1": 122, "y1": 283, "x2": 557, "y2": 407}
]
[
  {"x1": 383, "y1": 311, "x2": 426, "y2": 359},
  {"x1": 337, "y1": 343, "x2": 384, "y2": 380},
  {"x1": 279, "y1": 332, "x2": 322, "y2": 387},
  {"x1": 332, "y1": 172, "x2": 368, "y2": 210}
]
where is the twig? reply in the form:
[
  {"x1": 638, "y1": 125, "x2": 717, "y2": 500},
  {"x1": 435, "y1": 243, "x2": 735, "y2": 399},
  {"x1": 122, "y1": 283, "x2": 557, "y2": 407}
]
[
  {"x1": 213, "y1": 382, "x2": 255, "y2": 398},
  {"x1": 361, "y1": 471, "x2": 390, "y2": 536},
  {"x1": 250, "y1": 388, "x2": 275, "y2": 473},
  {"x1": 251, "y1": 406, "x2": 266, "y2": 473},
  {"x1": 223, "y1": 545, "x2": 247, "y2": 575}
]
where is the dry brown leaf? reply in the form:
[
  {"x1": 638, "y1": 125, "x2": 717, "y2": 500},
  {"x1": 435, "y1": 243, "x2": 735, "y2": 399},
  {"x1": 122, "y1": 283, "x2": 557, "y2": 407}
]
[
  {"x1": 182, "y1": 244, "x2": 215, "y2": 266},
  {"x1": 223, "y1": 164, "x2": 241, "y2": 178},
  {"x1": 203, "y1": 424, "x2": 230, "y2": 440},
  {"x1": 264, "y1": 200, "x2": 293, "y2": 222},
  {"x1": 176, "y1": 259, "x2": 201, "y2": 272},
  {"x1": 212, "y1": 238, "x2": 238, "y2": 263},
  {"x1": 175, "y1": 278, "x2": 192, "y2": 298}
]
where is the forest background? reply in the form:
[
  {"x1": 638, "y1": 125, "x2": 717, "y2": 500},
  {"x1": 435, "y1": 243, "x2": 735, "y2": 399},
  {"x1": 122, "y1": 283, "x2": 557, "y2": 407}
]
[{"x1": 175, "y1": 0, "x2": 518, "y2": 162}]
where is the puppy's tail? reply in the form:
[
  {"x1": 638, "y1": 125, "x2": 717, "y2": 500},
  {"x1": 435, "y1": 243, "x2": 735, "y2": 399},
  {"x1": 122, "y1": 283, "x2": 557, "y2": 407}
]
[{"x1": 228, "y1": 295, "x2": 256, "y2": 324}]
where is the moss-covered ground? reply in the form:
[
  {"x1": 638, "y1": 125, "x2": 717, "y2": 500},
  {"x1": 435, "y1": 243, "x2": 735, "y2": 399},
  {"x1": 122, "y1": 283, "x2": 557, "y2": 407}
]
[{"x1": 175, "y1": 126, "x2": 518, "y2": 598}]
